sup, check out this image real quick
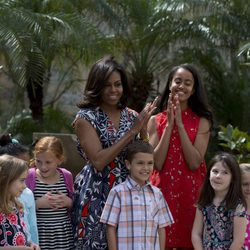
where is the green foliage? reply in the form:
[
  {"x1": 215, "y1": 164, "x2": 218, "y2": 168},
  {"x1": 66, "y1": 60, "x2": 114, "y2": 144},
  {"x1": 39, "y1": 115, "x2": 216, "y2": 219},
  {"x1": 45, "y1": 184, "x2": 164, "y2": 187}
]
[
  {"x1": 5, "y1": 109, "x2": 41, "y2": 145},
  {"x1": 218, "y1": 124, "x2": 250, "y2": 163},
  {"x1": 5, "y1": 107, "x2": 73, "y2": 145},
  {"x1": 43, "y1": 107, "x2": 73, "y2": 134}
]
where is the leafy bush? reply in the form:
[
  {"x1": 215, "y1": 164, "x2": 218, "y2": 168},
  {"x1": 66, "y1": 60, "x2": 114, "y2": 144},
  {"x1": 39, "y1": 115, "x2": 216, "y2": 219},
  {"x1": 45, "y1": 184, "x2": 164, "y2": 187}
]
[
  {"x1": 5, "y1": 107, "x2": 74, "y2": 145},
  {"x1": 218, "y1": 124, "x2": 250, "y2": 163}
]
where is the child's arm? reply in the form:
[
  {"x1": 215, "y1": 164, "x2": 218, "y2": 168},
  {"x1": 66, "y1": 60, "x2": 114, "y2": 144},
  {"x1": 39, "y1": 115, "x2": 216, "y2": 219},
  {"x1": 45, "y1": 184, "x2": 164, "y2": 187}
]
[
  {"x1": 158, "y1": 227, "x2": 166, "y2": 250},
  {"x1": 27, "y1": 194, "x2": 39, "y2": 244},
  {"x1": 191, "y1": 208, "x2": 204, "y2": 250},
  {"x1": 106, "y1": 225, "x2": 117, "y2": 250},
  {"x1": 229, "y1": 214, "x2": 247, "y2": 250}
]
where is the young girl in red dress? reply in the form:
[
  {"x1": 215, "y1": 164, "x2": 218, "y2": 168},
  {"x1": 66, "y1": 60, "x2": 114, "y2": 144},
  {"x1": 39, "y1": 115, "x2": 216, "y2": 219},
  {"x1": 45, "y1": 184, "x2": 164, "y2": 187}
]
[
  {"x1": 148, "y1": 64, "x2": 213, "y2": 250},
  {"x1": 0, "y1": 154, "x2": 40, "y2": 250}
]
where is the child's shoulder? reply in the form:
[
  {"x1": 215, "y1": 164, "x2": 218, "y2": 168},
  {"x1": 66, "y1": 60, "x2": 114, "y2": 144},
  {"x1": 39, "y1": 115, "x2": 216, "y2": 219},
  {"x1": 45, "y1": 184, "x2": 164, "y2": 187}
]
[
  {"x1": 235, "y1": 202, "x2": 246, "y2": 216},
  {"x1": 110, "y1": 181, "x2": 127, "y2": 193},
  {"x1": 20, "y1": 187, "x2": 33, "y2": 197},
  {"x1": 150, "y1": 183, "x2": 163, "y2": 195}
]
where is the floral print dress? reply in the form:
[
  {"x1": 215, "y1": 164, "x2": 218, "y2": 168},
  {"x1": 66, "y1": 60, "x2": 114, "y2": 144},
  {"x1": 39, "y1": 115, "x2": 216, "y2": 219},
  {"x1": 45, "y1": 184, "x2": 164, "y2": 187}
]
[
  {"x1": 0, "y1": 207, "x2": 28, "y2": 246},
  {"x1": 200, "y1": 203, "x2": 246, "y2": 249},
  {"x1": 72, "y1": 107, "x2": 137, "y2": 250}
]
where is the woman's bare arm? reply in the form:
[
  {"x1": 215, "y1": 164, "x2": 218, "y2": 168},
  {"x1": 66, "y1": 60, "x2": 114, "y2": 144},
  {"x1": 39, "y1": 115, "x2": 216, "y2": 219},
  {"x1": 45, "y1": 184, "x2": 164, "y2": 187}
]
[
  {"x1": 76, "y1": 103, "x2": 156, "y2": 171},
  {"x1": 177, "y1": 117, "x2": 210, "y2": 170},
  {"x1": 148, "y1": 116, "x2": 173, "y2": 170},
  {"x1": 75, "y1": 118, "x2": 136, "y2": 171}
]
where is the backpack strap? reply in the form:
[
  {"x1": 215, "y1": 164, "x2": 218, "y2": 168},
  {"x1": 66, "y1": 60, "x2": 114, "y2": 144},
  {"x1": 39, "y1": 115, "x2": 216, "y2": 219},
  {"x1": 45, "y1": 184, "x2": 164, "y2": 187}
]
[
  {"x1": 58, "y1": 168, "x2": 74, "y2": 198},
  {"x1": 25, "y1": 168, "x2": 36, "y2": 191}
]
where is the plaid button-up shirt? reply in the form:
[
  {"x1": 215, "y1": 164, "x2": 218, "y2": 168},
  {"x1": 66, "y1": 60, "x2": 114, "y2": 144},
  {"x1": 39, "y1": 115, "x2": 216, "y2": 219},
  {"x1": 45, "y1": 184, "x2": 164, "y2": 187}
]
[{"x1": 100, "y1": 176, "x2": 174, "y2": 250}]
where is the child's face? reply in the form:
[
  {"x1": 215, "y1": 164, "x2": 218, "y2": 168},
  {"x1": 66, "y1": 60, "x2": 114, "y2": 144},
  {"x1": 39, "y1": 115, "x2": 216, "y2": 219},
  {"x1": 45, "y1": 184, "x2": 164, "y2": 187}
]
[
  {"x1": 209, "y1": 161, "x2": 232, "y2": 195},
  {"x1": 35, "y1": 151, "x2": 62, "y2": 179},
  {"x1": 126, "y1": 152, "x2": 154, "y2": 187},
  {"x1": 242, "y1": 172, "x2": 250, "y2": 201},
  {"x1": 9, "y1": 170, "x2": 27, "y2": 198}
]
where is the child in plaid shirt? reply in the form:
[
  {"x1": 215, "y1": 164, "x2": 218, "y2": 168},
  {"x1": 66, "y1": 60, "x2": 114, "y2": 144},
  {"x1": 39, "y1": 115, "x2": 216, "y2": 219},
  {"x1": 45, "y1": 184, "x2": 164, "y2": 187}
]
[{"x1": 100, "y1": 140, "x2": 174, "y2": 250}]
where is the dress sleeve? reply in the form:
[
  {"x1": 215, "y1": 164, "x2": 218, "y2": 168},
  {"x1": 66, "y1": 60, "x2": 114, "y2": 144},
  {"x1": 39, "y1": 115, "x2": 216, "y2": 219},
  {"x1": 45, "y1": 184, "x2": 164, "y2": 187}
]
[
  {"x1": 234, "y1": 203, "x2": 246, "y2": 218},
  {"x1": 27, "y1": 190, "x2": 39, "y2": 244},
  {"x1": 100, "y1": 188, "x2": 121, "y2": 227},
  {"x1": 72, "y1": 108, "x2": 97, "y2": 129}
]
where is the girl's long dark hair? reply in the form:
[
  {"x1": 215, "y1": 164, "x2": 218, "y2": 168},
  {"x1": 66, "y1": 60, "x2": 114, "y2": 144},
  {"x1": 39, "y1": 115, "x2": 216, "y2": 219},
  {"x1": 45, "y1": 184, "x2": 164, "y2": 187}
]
[
  {"x1": 197, "y1": 152, "x2": 245, "y2": 210},
  {"x1": 159, "y1": 64, "x2": 213, "y2": 129}
]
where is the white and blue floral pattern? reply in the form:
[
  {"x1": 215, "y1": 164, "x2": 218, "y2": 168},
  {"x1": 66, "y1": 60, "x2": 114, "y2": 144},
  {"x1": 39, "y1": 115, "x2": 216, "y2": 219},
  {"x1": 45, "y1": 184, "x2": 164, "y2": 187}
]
[{"x1": 72, "y1": 107, "x2": 137, "y2": 250}]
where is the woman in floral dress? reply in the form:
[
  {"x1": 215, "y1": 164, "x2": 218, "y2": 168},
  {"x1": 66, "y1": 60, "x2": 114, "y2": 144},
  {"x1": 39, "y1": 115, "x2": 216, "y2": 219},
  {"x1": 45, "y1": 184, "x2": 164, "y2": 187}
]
[{"x1": 72, "y1": 56, "x2": 157, "y2": 249}]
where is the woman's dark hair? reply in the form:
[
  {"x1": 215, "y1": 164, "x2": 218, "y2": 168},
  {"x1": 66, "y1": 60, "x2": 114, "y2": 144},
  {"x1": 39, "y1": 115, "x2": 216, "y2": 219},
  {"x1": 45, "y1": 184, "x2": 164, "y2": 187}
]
[
  {"x1": 78, "y1": 55, "x2": 130, "y2": 109},
  {"x1": 0, "y1": 134, "x2": 29, "y2": 156},
  {"x1": 159, "y1": 64, "x2": 213, "y2": 129},
  {"x1": 197, "y1": 152, "x2": 245, "y2": 210}
]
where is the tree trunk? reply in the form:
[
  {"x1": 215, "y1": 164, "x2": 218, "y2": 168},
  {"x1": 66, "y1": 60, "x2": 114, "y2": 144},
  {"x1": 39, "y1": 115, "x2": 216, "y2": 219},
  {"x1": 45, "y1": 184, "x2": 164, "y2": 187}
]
[
  {"x1": 128, "y1": 71, "x2": 153, "y2": 112},
  {"x1": 26, "y1": 79, "x2": 44, "y2": 122}
]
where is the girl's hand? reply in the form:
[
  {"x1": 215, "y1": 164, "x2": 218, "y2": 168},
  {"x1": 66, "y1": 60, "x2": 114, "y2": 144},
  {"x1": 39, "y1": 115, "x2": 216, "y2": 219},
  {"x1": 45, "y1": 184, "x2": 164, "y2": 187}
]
[
  {"x1": 174, "y1": 94, "x2": 184, "y2": 128},
  {"x1": 166, "y1": 93, "x2": 174, "y2": 128},
  {"x1": 48, "y1": 191, "x2": 72, "y2": 209},
  {"x1": 29, "y1": 243, "x2": 40, "y2": 250},
  {"x1": 36, "y1": 192, "x2": 53, "y2": 209}
]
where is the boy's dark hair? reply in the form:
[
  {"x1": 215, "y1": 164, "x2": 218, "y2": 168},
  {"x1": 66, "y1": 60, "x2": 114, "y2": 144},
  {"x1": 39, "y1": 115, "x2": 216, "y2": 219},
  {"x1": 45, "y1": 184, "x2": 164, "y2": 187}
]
[
  {"x1": 125, "y1": 140, "x2": 154, "y2": 162},
  {"x1": 197, "y1": 152, "x2": 245, "y2": 209}
]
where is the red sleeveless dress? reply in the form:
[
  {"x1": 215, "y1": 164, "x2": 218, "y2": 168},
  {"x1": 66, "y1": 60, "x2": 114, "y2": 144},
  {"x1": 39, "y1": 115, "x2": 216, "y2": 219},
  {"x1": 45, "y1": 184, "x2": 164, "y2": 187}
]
[{"x1": 151, "y1": 108, "x2": 206, "y2": 248}]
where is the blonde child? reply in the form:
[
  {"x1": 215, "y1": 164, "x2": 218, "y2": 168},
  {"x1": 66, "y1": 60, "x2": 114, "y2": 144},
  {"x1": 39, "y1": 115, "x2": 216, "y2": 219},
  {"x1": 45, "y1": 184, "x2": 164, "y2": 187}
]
[
  {"x1": 25, "y1": 136, "x2": 74, "y2": 250},
  {"x1": 192, "y1": 152, "x2": 247, "y2": 250},
  {"x1": 0, "y1": 154, "x2": 40, "y2": 250},
  {"x1": 0, "y1": 134, "x2": 39, "y2": 245},
  {"x1": 100, "y1": 140, "x2": 174, "y2": 250},
  {"x1": 240, "y1": 163, "x2": 250, "y2": 249}
]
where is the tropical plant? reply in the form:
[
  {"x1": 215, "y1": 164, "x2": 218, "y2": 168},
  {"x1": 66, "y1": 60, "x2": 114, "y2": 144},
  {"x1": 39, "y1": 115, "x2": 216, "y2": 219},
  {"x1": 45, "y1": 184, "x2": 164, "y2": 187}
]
[
  {"x1": 79, "y1": 0, "x2": 193, "y2": 111},
  {"x1": 0, "y1": 0, "x2": 106, "y2": 122},
  {"x1": 6, "y1": 107, "x2": 74, "y2": 145},
  {"x1": 170, "y1": 0, "x2": 250, "y2": 130},
  {"x1": 218, "y1": 124, "x2": 250, "y2": 163},
  {"x1": 237, "y1": 42, "x2": 250, "y2": 67}
]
